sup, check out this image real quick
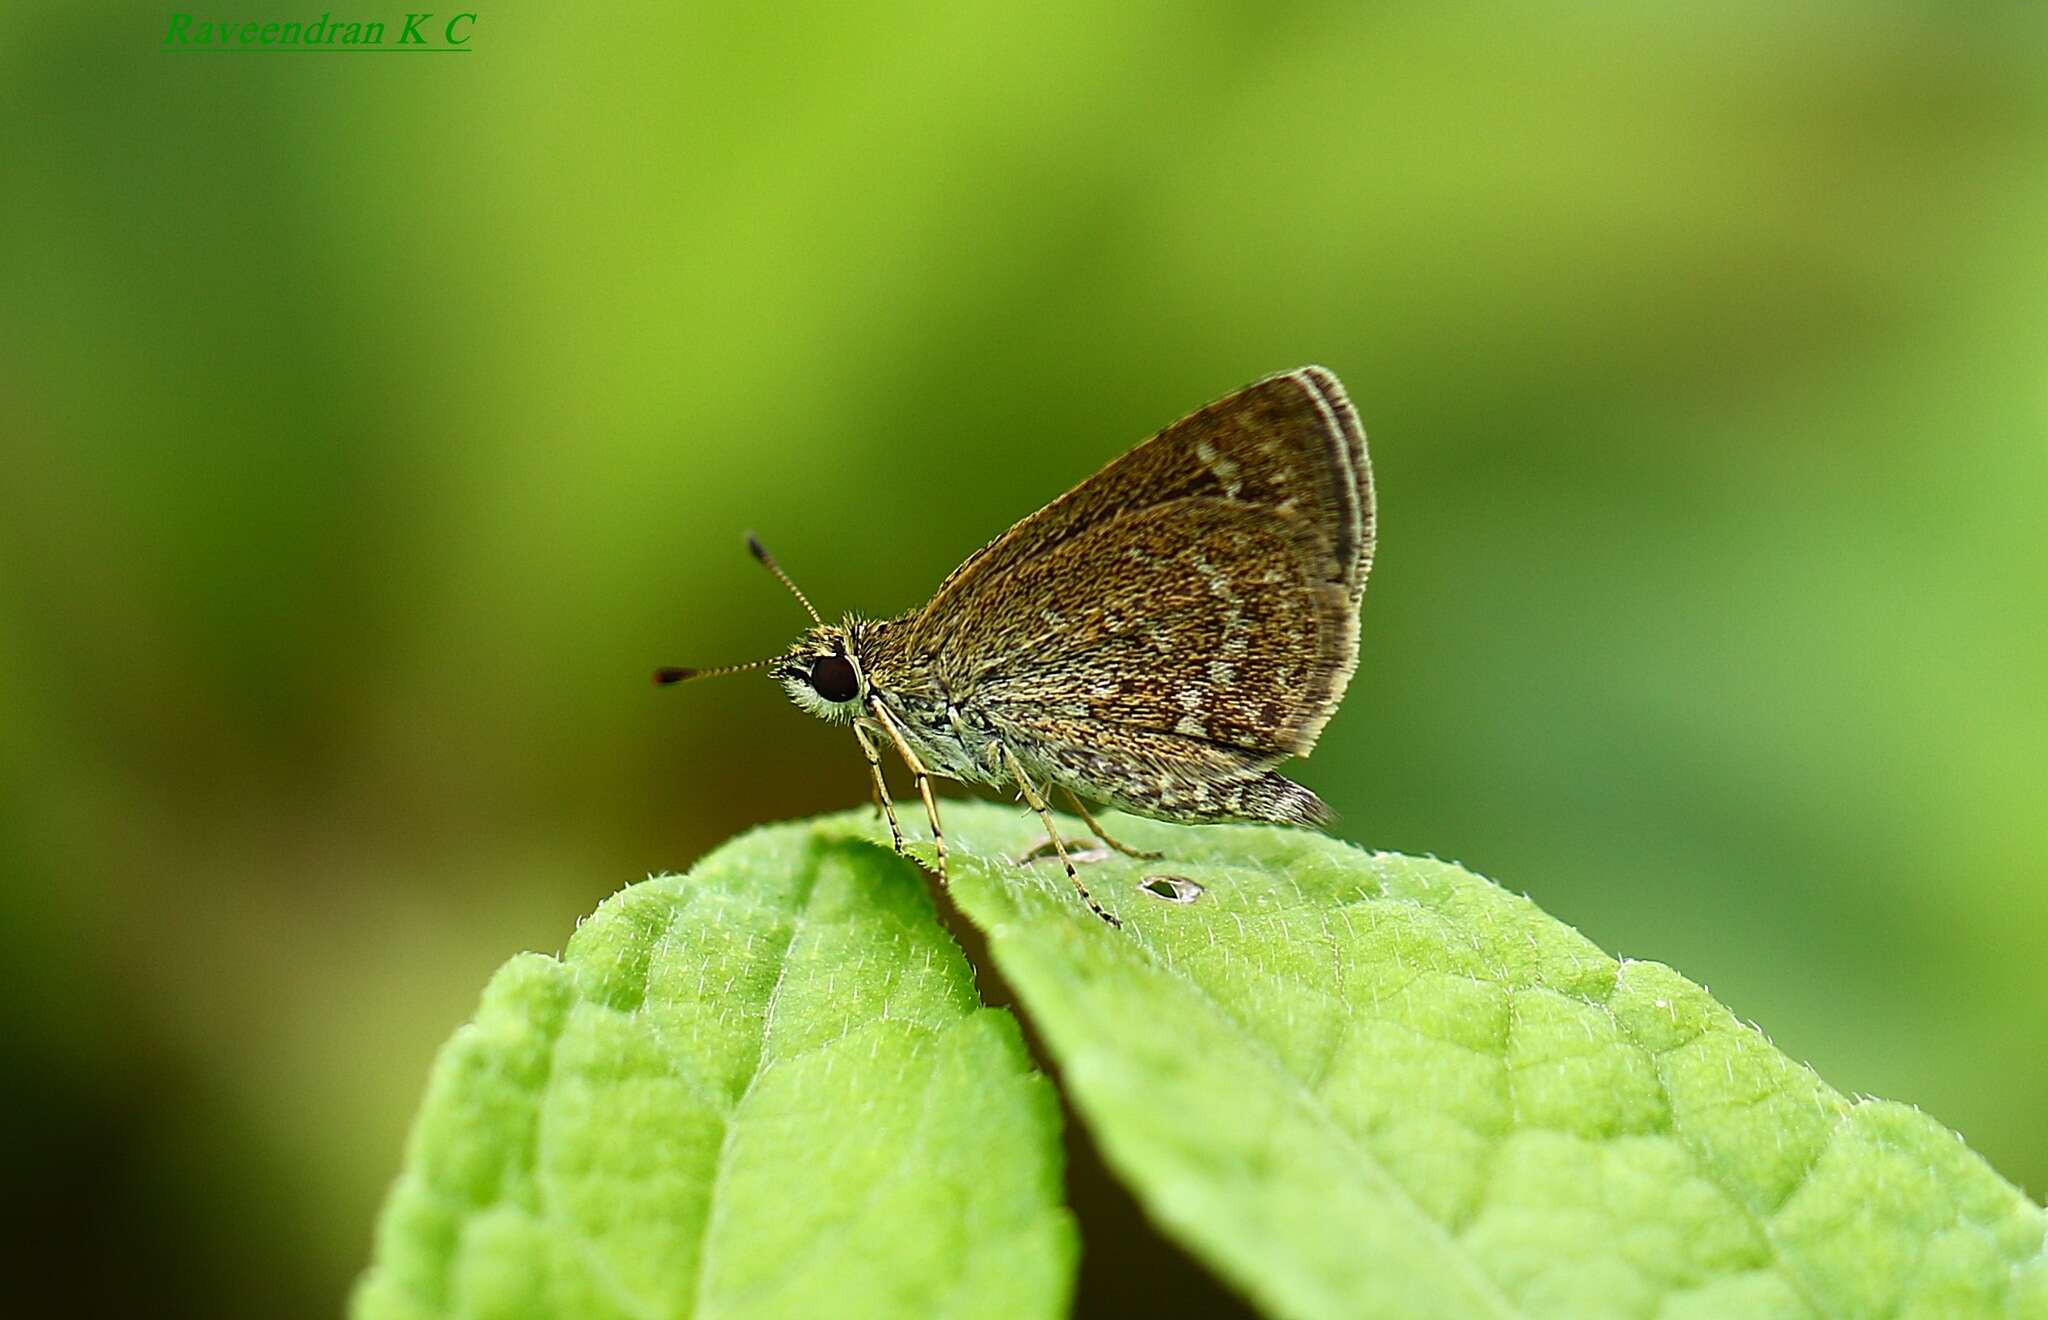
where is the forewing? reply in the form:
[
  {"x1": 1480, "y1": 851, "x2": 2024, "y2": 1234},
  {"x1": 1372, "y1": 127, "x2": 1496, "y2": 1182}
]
[
  {"x1": 910, "y1": 367, "x2": 1373, "y2": 764},
  {"x1": 959, "y1": 500, "x2": 1343, "y2": 823},
  {"x1": 915, "y1": 366, "x2": 1373, "y2": 625},
  {"x1": 1297, "y1": 364, "x2": 1373, "y2": 586},
  {"x1": 960, "y1": 498, "x2": 1330, "y2": 742}
]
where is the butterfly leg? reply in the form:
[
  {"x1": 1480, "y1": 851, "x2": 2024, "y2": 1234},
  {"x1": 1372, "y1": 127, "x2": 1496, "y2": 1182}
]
[
  {"x1": 852, "y1": 724, "x2": 904, "y2": 853},
  {"x1": 1002, "y1": 746, "x2": 1120, "y2": 928},
  {"x1": 868, "y1": 700, "x2": 947, "y2": 885},
  {"x1": 1065, "y1": 791, "x2": 1164, "y2": 860}
]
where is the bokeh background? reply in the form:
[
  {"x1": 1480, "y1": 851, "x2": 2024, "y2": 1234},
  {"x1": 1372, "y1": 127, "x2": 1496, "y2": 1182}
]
[{"x1": 5, "y1": 2, "x2": 2045, "y2": 1315}]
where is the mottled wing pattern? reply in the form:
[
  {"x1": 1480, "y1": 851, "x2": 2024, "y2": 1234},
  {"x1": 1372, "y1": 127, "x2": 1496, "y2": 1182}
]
[
  {"x1": 902, "y1": 367, "x2": 1373, "y2": 825},
  {"x1": 972, "y1": 499, "x2": 1340, "y2": 824},
  {"x1": 922, "y1": 367, "x2": 1372, "y2": 612}
]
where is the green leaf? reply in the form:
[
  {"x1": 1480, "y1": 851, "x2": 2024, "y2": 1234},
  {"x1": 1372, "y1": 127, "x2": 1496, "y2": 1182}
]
[
  {"x1": 821, "y1": 804, "x2": 2048, "y2": 1320},
  {"x1": 352, "y1": 822, "x2": 1075, "y2": 1320}
]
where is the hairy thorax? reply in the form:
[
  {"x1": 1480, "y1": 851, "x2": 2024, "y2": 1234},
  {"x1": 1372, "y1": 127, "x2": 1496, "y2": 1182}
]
[{"x1": 853, "y1": 615, "x2": 1007, "y2": 787}]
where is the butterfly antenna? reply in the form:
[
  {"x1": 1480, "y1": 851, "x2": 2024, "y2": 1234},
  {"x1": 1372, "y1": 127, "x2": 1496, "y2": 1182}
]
[
  {"x1": 653, "y1": 656, "x2": 777, "y2": 686},
  {"x1": 655, "y1": 534, "x2": 819, "y2": 688},
  {"x1": 746, "y1": 533, "x2": 823, "y2": 625}
]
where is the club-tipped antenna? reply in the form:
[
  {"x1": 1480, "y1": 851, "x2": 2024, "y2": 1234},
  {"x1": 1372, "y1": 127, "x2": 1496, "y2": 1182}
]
[
  {"x1": 653, "y1": 655, "x2": 778, "y2": 686},
  {"x1": 747, "y1": 532, "x2": 823, "y2": 625}
]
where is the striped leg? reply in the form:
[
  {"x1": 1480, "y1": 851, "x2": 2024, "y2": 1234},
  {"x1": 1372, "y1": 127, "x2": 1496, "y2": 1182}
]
[
  {"x1": 867, "y1": 700, "x2": 947, "y2": 885},
  {"x1": 1066, "y1": 790, "x2": 1163, "y2": 860},
  {"x1": 1002, "y1": 746, "x2": 1119, "y2": 928},
  {"x1": 852, "y1": 723, "x2": 903, "y2": 853}
]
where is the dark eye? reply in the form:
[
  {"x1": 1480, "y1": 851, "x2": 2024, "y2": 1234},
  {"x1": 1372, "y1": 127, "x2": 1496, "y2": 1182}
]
[{"x1": 808, "y1": 655, "x2": 860, "y2": 703}]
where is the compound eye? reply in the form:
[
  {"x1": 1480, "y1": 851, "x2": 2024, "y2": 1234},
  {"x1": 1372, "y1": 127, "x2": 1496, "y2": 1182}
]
[{"x1": 808, "y1": 655, "x2": 860, "y2": 703}]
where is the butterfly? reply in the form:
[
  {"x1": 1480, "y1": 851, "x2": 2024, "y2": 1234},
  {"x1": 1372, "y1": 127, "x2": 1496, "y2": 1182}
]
[{"x1": 659, "y1": 366, "x2": 1374, "y2": 926}]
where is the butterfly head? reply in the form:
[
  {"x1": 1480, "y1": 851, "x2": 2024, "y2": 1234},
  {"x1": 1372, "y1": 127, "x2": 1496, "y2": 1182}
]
[
  {"x1": 772, "y1": 623, "x2": 866, "y2": 723},
  {"x1": 652, "y1": 535, "x2": 870, "y2": 723}
]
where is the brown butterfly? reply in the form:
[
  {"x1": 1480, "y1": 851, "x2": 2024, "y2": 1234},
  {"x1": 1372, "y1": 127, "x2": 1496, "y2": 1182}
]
[{"x1": 659, "y1": 366, "x2": 1374, "y2": 927}]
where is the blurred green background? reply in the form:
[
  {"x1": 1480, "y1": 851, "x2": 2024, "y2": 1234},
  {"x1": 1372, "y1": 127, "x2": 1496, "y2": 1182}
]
[{"x1": 4, "y1": 2, "x2": 2045, "y2": 1315}]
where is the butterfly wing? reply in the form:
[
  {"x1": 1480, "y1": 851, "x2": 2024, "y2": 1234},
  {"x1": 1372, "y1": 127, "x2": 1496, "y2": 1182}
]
[
  {"x1": 921, "y1": 366, "x2": 1371, "y2": 616},
  {"x1": 967, "y1": 497, "x2": 1347, "y2": 824},
  {"x1": 907, "y1": 367, "x2": 1373, "y2": 823}
]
